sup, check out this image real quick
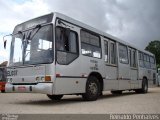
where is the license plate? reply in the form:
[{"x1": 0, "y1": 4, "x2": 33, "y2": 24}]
[{"x1": 18, "y1": 86, "x2": 26, "y2": 91}]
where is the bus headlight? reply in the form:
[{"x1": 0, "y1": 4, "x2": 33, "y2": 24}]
[
  {"x1": 36, "y1": 76, "x2": 51, "y2": 82},
  {"x1": 41, "y1": 77, "x2": 45, "y2": 81},
  {"x1": 45, "y1": 76, "x2": 51, "y2": 82},
  {"x1": 7, "y1": 78, "x2": 13, "y2": 83},
  {"x1": 36, "y1": 77, "x2": 40, "y2": 82}
]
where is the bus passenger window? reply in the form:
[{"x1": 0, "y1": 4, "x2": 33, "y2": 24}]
[
  {"x1": 130, "y1": 49, "x2": 137, "y2": 68},
  {"x1": 110, "y1": 42, "x2": 116, "y2": 64},
  {"x1": 146, "y1": 55, "x2": 151, "y2": 68},
  {"x1": 132, "y1": 50, "x2": 137, "y2": 67},
  {"x1": 56, "y1": 27, "x2": 79, "y2": 65},
  {"x1": 104, "y1": 40, "x2": 108, "y2": 63},
  {"x1": 81, "y1": 30, "x2": 101, "y2": 58},
  {"x1": 143, "y1": 54, "x2": 150, "y2": 68},
  {"x1": 139, "y1": 52, "x2": 144, "y2": 67},
  {"x1": 144, "y1": 54, "x2": 147, "y2": 68},
  {"x1": 129, "y1": 49, "x2": 132, "y2": 66},
  {"x1": 150, "y1": 56, "x2": 155, "y2": 69},
  {"x1": 119, "y1": 44, "x2": 128, "y2": 64}
]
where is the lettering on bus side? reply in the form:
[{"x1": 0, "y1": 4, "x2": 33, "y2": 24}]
[
  {"x1": 90, "y1": 60, "x2": 99, "y2": 70},
  {"x1": 7, "y1": 70, "x2": 18, "y2": 76}
]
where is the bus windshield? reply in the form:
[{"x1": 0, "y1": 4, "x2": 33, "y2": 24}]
[{"x1": 9, "y1": 24, "x2": 53, "y2": 66}]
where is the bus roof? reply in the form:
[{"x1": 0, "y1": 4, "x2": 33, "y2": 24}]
[
  {"x1": 54, "y1": 12, "x2": 154, "y2": 56},
  {"x1": 13, "y1": 12, "x2": 154, "y2": 57}
]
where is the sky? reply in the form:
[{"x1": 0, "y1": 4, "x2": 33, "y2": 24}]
[{"x1": 0, "y1": 0, "x2": 160, "y2": 63}]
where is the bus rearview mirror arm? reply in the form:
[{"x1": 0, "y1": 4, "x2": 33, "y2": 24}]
[
  {"x1": 3, "y1": 34, "x2": 12, "y2": 49},
  {"x1": 4, "y1": 40, "x2": 7, "y2": 49}
]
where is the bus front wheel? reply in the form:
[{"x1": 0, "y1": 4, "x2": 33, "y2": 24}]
[
  {"x1": 47, "y1": 95, "x2": 63, "y2": 101},
  {"x1": 82, "y1": 76, "x2": 100, "y2": 101}
]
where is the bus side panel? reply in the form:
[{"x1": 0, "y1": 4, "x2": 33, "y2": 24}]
[
  {"x1": 139, "y1": 68, "x2": 155, "y2": 88},
  {"x1": 54, "y1": 78, "x2": 86, "y2": 94},
  {"x1": 118, "y1": 64, "x2": 131, "y2": 90},
  {"x1": 118, "y1": 80, "x2": 131, "y2": 90},
  {"x1": 139, "y1": 67, "x2": 156, "y2": 88},
  {"x1": 54, "y1": 55, "x2": 86, "y2": 94},
  {"x1": 130, "y1": 69, "x2": 139, "y2": 89},
  {"x1": 138, "y1": 68, "x2": 145, "y2": 88},
  {"x1": 104, "y1": 66, "x2": 118, "y2": 90},
  {"x1": 54, "y1": 56, "x2": 105, "y2": 95},
  {"x1": 148, "y1": 69, "x2": 157, "y2": 87}
]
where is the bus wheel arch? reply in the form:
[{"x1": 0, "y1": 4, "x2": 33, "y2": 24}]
[
  {"x1": 89, "y1": 72, "x2": 104, "y2": 95},
  {"x1": 82, "y1": 72, "x2": 103, "y2": 101}
]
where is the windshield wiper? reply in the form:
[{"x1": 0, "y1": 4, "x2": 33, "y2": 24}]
[
  {"x1": 22, "y1": 24, "x2": 42, "y2": 62},
  {"x1": 27, "y1": 24, "x2": 41, "y2": 40}
]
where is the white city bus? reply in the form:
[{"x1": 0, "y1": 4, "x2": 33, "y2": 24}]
[{"x1": 4, "y1": 12, "x2": 156, "y2": 101}]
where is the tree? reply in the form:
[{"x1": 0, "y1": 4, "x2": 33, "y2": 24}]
[{"x1": 145, "y1": 40, "x2": 160, "y2": 68}]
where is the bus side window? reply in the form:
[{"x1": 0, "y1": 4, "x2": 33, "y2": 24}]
[
  {"x1": 110, "y1": 41, "x2": 116, "y2": 65},
  {"x1": 150, "y1": 56, "x2": 155, "y2": 69},
  {"x1": 144, "y1": 54, "x2": 150, "y2": 68},
  {"x1": 129, "y1": 49, "x2": 131, "y2": 66},
  {"x1": 119, "y1": 44, "x2": 129, "y2": 64},
  {"x1": 132, "y1": 50, "x2": 137, "y2": 67},
  {"x1": 130, "y1": 49, "x2": 137, "y2": 68},
  {"x1": 139, "y1": 52, "x2": 144, "y2": 67},
  {"x1": 56, "y1": 27, "x2": 79, "y2": 65},
  {"x1": 81, "y1": 30, "x2": 101, "y2": 58},
  {"x1": 144, "y1": 54, "x2": 147, "y2": 68},
  {"x1": 104, "y1": 40, "x2": 108, "y2": 63},
  {"x1": 147, "y1": 55, "x2": 151, "y2": 68}
]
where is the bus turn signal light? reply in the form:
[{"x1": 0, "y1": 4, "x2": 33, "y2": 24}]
[{"x1": 45, "y1": 76, "x2": 51, "y2": 81}]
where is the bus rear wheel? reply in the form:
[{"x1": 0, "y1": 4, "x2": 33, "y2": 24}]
[
  {"x1": 82, "y1": 76, "x2": 100, "y2": 101},
  {"x1": 47, "y1": 95, "x2": 63, "y2": 101},
  {"x1": 142, "y1": 79, "x2": 148, "y2": 93},
  {"x1": 1, "y1": 90, "x2": 5, "y2": 93},
  {"x1": 135, "y1": 78, "x2": 148, "y2": 94}
]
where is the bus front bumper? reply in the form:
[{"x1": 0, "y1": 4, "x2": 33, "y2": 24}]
[{"x1": 5, "y1": 83, "x2": 53, "y2": 95}]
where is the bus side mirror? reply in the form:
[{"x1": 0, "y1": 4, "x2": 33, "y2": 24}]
[{"x1": 4, "y1": 40, "x2": 7, "y2": 49}]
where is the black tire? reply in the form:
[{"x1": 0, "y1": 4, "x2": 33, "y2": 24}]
[
  {"x1": 1, "y1": 90, "x2": 5, "y2": 93},
  {"x1": 141, "y1": 78, "x2": 148, "y2": 93},
  {"x1": 135, "y1": 78, "x2": 148, "y2": 94},
  {"x1": 82, "y1": 76, "x2": 100, "y2": 101},
  {"x1": 47, "y1": 95, "x2": 63, "y2": 101},
  {"x1": 111, "y1": 90, "x2": 122, "y2": 95},
  {"x1": 135, "y1": 89, "x2": 141, "y2": 93}
]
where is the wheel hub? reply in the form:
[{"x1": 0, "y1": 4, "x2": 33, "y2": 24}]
[{"x1": 88, "y1": 82, "x2": 98, "y2": 95}]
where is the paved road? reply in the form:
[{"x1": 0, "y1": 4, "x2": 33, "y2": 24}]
[{"x1": 0, "y1": 87, "x2": 160, "y2": 114}]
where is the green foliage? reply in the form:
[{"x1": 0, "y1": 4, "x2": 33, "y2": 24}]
[
  {"x1": 145, "y1": 40, "x2": 160, "y2": 68},
  {"x1": 157, "y1": 64, "x2": 160, "y2": 69}
]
